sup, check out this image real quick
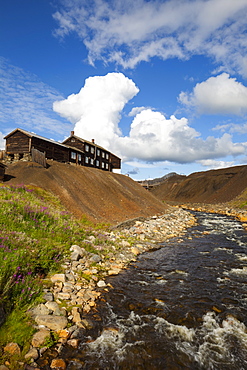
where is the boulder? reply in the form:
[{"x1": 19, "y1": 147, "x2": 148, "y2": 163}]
[
  {"x1": 34, "y1": 315, "x2": 68, "y2": 331},
  {"x1": 31, "y1": 329, "x2": 50, "y2": 347},
  {"x1": 4, "y1": 342, "x2": 21, "y2": 355}
]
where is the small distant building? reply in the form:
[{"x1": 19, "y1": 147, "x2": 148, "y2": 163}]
[{"x1": 4, "y1": 128, "x2": 121, "y2": 172}]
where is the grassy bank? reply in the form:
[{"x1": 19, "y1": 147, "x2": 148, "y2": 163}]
[{"x1": 0, "y1": 183, "x2": 108, "y2": 358}]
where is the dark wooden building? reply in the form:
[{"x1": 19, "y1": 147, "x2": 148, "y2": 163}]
[
  {"x1": 4, "y1": 128, "x2": 121, "y2": 172},
  {"x1": 0, "y1": 163, "x2": 6, "y2": 181},
  {"x1": 63, "y1": 132, "x2": 121, "y2": 172},
  {"x1": 4, "y1": 128, "x2": 84, "y2": 165}
]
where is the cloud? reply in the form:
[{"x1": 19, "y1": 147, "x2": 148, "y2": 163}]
[
  {"x1": 53, "y1": 72, "x2": 247, "y2": 165},
  {"x1": 53, "y1": 0, "x2": 247, "y2": 75},
  {"x1": 128, "y1": 107, "x2": 146, "y2": 116},
  {"x1": 214, "y1": 121, "x2": 247, "y2": 134},
  {"x1": 198, "y1": 159, "x2": 235, "y2": 169},
  {"x1": 0, "y1": 57, "x2": 72, "y2": 136},
  {"x1": 126, "y1": 167, "x2": 139, "y2": 175},
  {"x1": 53, "y1": 72, "x2": 139, "y2": 148},
  {"x1": 0, "y1": 132, "x2": 5, "y2": 150},
  {"x1": 179, "y1": 73, "x2": 247, "y2": 115},
  {"x1": 118, "y1": 110, "x2": 246, "y2": 163}
]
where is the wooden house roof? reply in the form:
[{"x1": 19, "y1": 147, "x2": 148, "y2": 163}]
[
  {"x1": 4, "y1": 128, "x2": 84, "y2": 154},
  {"x1": 63, "y1": 134, "x2": 121, "y2": 159}
]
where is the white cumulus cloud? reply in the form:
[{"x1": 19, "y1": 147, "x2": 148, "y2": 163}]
[
  {"x1": 179, "y1": 73, "x2": 247, "y2": 115},
  {"x1": 198, "y1": 159, "x2": 235, "y2": 169},
  {"x1": 53, "y1": 72, "x2": 247, "y2": 165},
  {"x1": 53, "y1": 72, "x2": 139, "y2": 149},
  {"x1": 53, "y1": 0, "x2": 247, "y2": 75}
]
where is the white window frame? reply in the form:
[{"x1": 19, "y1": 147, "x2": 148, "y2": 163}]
[
  {"x1": 102, "y1": 151, "x2": 105, "y2": 158},
  {"x1": 78, "y1": 154, "x2": 82, "y2": 161},
  {"x1": 102, "y1": 162, "x2": 105, "y2": 168},
  {"x1": 97, "y1": 149, "x2": 100, "y2": 156},
  {"x1": 85, "y1": 144, "x2": 89, "y2": 152},
  {"x1": 85, "y1": 157, "x2": 89, "y2": 164},
  {"x1": 106, "y1": 163, "x2": 109, "y2": 170},
  {"x1": 91, "y1": 147, "x2": 94, "y2": 154},
  {"x1": 106, "y1": 153, "x2": 109, "y2": 160},
  {"x1": 90, "y1": 158, "x2": 94, "y2": 165},
  {"x1": 71, "y1": 152, "x2": 76, "y2": 160}
]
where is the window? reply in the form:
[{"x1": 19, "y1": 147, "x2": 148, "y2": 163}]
[
  {"x1": 71, "y1": 152, "x2": 76, "y2": 160},
  {"x1": 91, "y1": 147, "x2": 94, "y2": 154},
  {"x1": 106, "y1": 153, "x2": 109, "y2": 160},
  {"x1": 97, "y1": 149, "x2": 100, "y2": 156},
  {"x1": 96, "y1": 160, "x2": 99, "y2": 166},
  {"x1": 102, "y1": 162, "x2": 105, "y2": 168},
  {"x1": 71, "y1": 138, "x2": 75, "y2": 143},
  {"x1": 102, "y1": 151, "x2": 105, "y2": 158},
  {"x1": 85, "y1": 157, "x2": 89, "y2": 163},
  {"x1": 85, "y1": 144, "x2": 89, "y2": 152},
  {"x1": 78, "y1": 154, "x2": 82, "y2": 161},
  {"x1": 106, "y1": 163, "x2": 109, "y2": 169},
  {"x1": 90, "y1": 158, "x2": 94, "y2": 165}
]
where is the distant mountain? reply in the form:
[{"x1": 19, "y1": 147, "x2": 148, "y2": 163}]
[
  {"x1": 138, "y1": 172, "x2": 180, "y2": 187},
  {"x1": 149, "y1": 165, "x2": 247, "y2": 206}
]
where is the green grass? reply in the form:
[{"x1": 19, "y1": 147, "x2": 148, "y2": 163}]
[
  {"x1": 228, "y1": 188, "x2": 247, "y2": 209},
  {"x1": 0, "y1": 183, "x2": 109, "y2": 356}
]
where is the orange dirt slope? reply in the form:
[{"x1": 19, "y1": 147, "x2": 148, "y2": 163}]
[
  {"x1": 150, "y1": 165, "x2": 247, "y2": 204},
  {"x1": 4, "y1": 160, "x2": 168, "y2": 224}
]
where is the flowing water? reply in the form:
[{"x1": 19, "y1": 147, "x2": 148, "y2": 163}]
[{"x1": 63, "y1": 212, "x2": 247, "y2": 369}]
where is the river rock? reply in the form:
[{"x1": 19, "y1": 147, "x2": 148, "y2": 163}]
[
  {"x1": 31, "y1": 328, "x2": 50, "y2": 347},
  {"x1": 97, "y1": 280, "x2": 106, "y2": 287},
  {"x1": 131, "y1": 246, "x2": 141, "y2": 255},
  {"x1": 4, "y1": 342, "x2": 21, "y2": 355},
  {"x1": 50, "y1": 358, "x2": 66, "y2": 370},
  {"x1": 29, "y1": 303, "x2": 51, "y2": 317},
  {"x1": 34, "y1": 315, "x2": 68, "y2": 331},
  {"x1": 89, "y1": 254, "x2": 101, "y2": 263},
  {"x1": 67, "y1": 339, "x2": 79, "y2": 348},
  {"x1": 71, "y1": 307, "x2": 81, "y2": 323},
  {"x1": 50, "y1": 274, "x2": 66, "y2": 283},
  {"x1": 24, "y1": 347, "x2": 39, "y2": 360}
]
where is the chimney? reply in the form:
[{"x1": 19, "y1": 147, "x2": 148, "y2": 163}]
[
  {"x1": 71, "y1": 131, "x2": 74, "y2": 136},
  {"x1": 92, "y1": 139, "x2": 95, "y2": 144}
]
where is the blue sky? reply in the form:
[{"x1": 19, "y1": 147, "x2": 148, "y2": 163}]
[{"x1": 1, "y1": 0, "x2": 247, "y2": 180}]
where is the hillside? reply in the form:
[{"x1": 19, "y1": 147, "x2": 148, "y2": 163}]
[
  {"x1": 3, "y1": 161, "x2": 167, "y2": 224},
  {"x1": 150, "y1": 165, "x2": 247, "y2": 206}
]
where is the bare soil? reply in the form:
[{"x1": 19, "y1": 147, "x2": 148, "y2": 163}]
[
  {"x1": 150, "y1": 165, "x2": 247, "y2": 205},
  {"x1": 4, "y1": 161, "x2": 167, "y2": 225}
]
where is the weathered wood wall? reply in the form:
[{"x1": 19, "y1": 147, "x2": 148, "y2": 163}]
[
  {"x1": 6, "y1": 131, "x2": 30, "y2": 154},
  {"x1": 31, "y1": 148, "x2": 47, "y2": 168}
]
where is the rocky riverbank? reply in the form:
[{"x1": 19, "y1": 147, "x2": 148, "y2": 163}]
[
  {"x1": 179, "y1": 203, "x2": 247, "y2": 229},
  {"x1": 2, "y1": 206, "x2": 196, "y2": 370}
]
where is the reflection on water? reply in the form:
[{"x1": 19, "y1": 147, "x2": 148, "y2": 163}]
[{"x1": 64, "y1": 212, "x2": 247, "y2": 369}]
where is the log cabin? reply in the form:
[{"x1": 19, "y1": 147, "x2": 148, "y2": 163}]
[
  {"x1": 4, "y1": 128, "x2": 121, "y2": 172},
  {"x1": 63, "y1": 131, "x2": 121, "y2": 171}
]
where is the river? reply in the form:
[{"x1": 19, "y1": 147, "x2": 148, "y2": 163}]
[{"x1": 60, "y1": 212, "x2": 247, "y2": 369}]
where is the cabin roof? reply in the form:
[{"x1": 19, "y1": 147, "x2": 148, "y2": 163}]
[
  {"x1": 63, "y1": 134, "x2": 121, "y2": 159},
  {"x1": 4, "y1": 128, "x2": 84, "y2": 154}
]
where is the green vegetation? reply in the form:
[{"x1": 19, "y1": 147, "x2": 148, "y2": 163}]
[
  {"x1": 0, "y1": 183, "x2": 108, "y2": 356},
  {"x1": 228, "y1": 188, "x2": 247, "y2": 209}
]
